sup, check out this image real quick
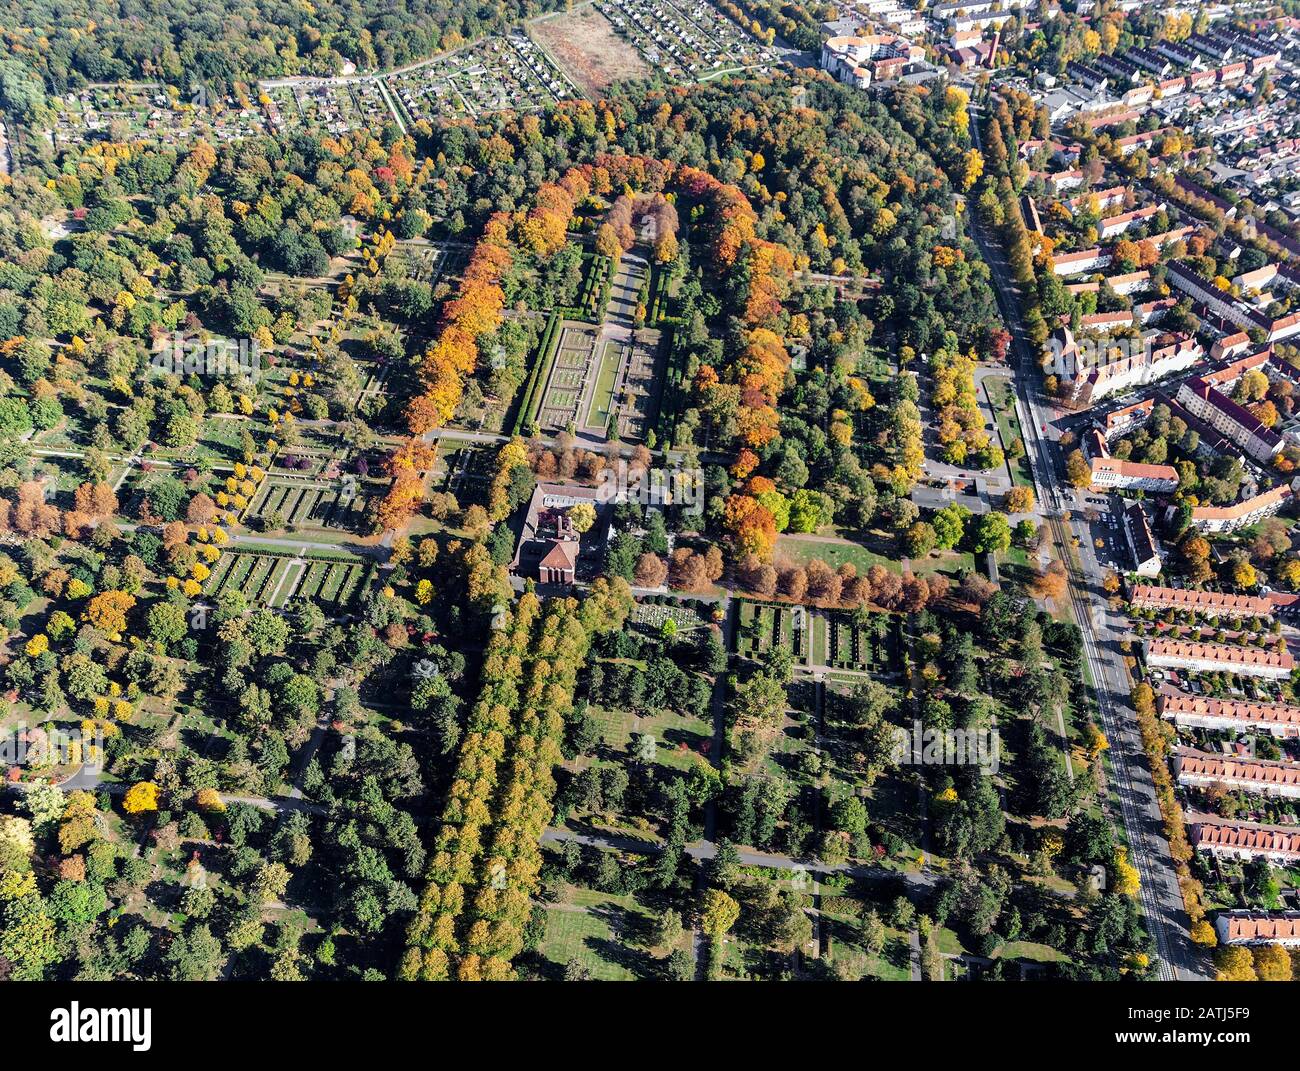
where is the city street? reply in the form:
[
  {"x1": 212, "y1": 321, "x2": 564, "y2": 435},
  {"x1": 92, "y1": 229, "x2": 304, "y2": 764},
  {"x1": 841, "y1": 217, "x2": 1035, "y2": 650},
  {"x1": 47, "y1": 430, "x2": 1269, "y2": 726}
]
[{"x1": 969, "y1": 100, "x2": 1208, "y2": 981}]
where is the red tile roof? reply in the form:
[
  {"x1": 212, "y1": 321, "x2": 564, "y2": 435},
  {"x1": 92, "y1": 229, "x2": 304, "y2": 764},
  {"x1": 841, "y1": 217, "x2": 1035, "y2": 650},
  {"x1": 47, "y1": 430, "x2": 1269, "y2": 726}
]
[
  {"x1": 1189, "y1": 484, "x2": 1292, "y2": 525},
  {"x1": 1191, "y1": 817, "x2": 1300, "y2": 857},
  {"x1": 1129, "y1": 585, "x2": 1274, "y2": 617},
  {"x1": 1176, "y1": 747, "x2": 1300, "y2": 790},
  {"x1": 1158, "y1": 691, "x2": 1300, "y2": 730},
  {"x1": 1218, "y1": 911, "x2": 1300, "y2": 942},
  {"x1": 1146, "y1": 638, "x2": 1294, "y2": 671}
]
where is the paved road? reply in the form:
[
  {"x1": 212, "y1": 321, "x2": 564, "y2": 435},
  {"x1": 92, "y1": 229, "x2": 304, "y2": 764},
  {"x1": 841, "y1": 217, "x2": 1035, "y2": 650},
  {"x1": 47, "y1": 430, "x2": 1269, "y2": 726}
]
[
  {"x1": 540, "y1": 827, "x2": 941, "y2": 891},
  {"x1": 969, "y1": 100, "x2": 1206, "y2": 981}
]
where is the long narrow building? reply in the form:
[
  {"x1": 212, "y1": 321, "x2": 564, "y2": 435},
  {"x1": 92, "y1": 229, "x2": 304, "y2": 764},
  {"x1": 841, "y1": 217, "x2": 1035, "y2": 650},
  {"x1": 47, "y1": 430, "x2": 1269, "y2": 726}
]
[
  {"x1": 1157, "y1": 690, "x2": 1300, "y2": 738},
  {"x1": 1174, "y1": 747, "x2": 1300, "y2": 799},
  {"x1": 1128, "y1": 585, "x2": 1274, "y2": 618},
  {"x1": 1144, "y1": 638, "x2": 1294, "y2": 679},
  {"x1": 1190, "y1": 816, "x2": 1300, "y2": 864}
]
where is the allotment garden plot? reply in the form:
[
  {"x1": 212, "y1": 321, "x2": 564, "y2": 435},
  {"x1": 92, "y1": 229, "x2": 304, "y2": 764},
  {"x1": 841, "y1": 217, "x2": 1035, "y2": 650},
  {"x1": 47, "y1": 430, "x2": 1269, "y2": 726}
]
[
  {"x1": 388, "y1": 35, "x2": 576, "y2": 124},
  {"x1": 203, "y1": 549, "x2": 373, "y2": 612},
  {"x1": 594, "y1": 0, "x2": 776, "y2": 82},
  {"x1": 264, "y1": 78, "x2": 394, "y2": 136}
]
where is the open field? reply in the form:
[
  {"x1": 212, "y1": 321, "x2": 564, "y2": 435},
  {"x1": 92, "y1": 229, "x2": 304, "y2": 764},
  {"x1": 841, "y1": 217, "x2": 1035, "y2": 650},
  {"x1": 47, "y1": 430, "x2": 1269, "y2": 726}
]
[{"x1": 530, "y1": 6, "x2": 652, "y2": 96}]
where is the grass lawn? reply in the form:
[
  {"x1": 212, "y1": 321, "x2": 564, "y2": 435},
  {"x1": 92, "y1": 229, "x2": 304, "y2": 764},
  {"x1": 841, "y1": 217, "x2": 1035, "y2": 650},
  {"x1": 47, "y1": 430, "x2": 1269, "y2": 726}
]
[
  {"x1": 984, "y1": 375, "x2": 1033, "y2": 487},
  {"x1": 537, "y1": 887, "x2": 675, "y2": 980},
  {"x1": 587, "y1": 705, "x2": 712, "y2": 772},
  {"x1": 585, "y1": 339, "x2": 622, "y2": 430},
  {"x1": 996, "y1": 940, "x2": 1069, "y2": 964},
  {"x1": 777, "y1": 534, "x2": 974, "y2": 581}
]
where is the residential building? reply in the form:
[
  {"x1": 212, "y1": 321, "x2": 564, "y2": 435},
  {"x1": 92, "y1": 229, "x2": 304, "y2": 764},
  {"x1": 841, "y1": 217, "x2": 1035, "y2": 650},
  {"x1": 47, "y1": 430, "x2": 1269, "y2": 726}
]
[
  {"x1": 1157, "y1": 690, "x2": 1300, "y2": 738},
  {"x1": 1124, "y1": 501, "x2": 1164, "y2": 576},
  {"x1": 821, "y1": 34, "x2": 922, "y2": 88},
  {"x1": 1144, "y1": 637, "x2": 1295, "y2": 678},
  {"x1": 1167, "y1": 261, "x2": 1300, "y2": 344},
  {"x1": 1051, "y1": 246, "x2": 1111, "y2": 275},
  {"x1": 1127, "y1": 584, "x2": 1273, "y2": 617},
  {"x1": 1174, "y1": 748, "x2": 1300, "y2": 799},
  {"x1": 1059, "y1": 328, "x2": 1203, "y2": 408},
  {"x1": 1186, "y1": 483, "x2": 1293, "y2": 534},
  {"x1": 1191, "y1": 816, "x2": 1300, "y2": 864},
  {"x1": 1098, "y1": 204, "x2": 1161, "y2": 238},
  {"x1": 1101, "y1": 397, "x2": 1155, "y2": 439},
  {"x1": 1215, "y1": 911, "x2": 1300, "y2": 946},
  {"x1": 1175, "y1": 375, "x2": 1283, "y2": 462},
  {"x1": 1083, "y1": 429, "x2": 1180, "y2": 492}
]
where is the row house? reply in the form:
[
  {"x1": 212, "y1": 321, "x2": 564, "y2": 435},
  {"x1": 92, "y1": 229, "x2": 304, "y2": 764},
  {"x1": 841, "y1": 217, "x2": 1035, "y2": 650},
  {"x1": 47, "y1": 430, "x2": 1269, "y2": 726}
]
[
  {"x1": 1137, "y1": 297, "x2": 1177, "y2": 324},
  {"x1": 1167, "y1": 260, "x2": 1264, "y2": 335},
  {"x1": 1098, "y1": 204, "x2": 1161, "y2": 238},
  {"x1": 1128, "y1": 584, "x2": 1273, "y2": 618},
  {"x1": 1067, "y1": 184, "x2": 1128, "y2": 213},
  {"x1": 1115, "y1": 128, "x2": 1173, "y2": 156},
  {"x1": 1123, "y1": 84, "x2": 1155, "y2": 107},
  {"x1": 1128, "y1": 47, "x2": 1174, "y2": 79},
  {"x1": 1191, "y1": 816, "x2": 1300, "y2": 864},
  {"x1": 1154, "y1": 39, "x2": 1202, "y2": 68},
  {"x1": 1080, "y1": 108, "x2": 1141, "y2": 131},
  {"x1": 1157, "y1": 689, "x2": 1300, "y2": 738},
  {"x1": 1143, "y1": 637, "x2": 1295, "y2": 678},
  {"x1": 1215, "y1": 911, "x2": 1300, "y2": 947},
  {"x1": 1188, "y1": 33, "x2": 1235, "y2": 62},
  {"x1": 1094, "y1": 52, "x2": 1141, "y2": 86},
  {"x1": 1052, "y1": 245, "x2": 1110, "y2": 275},
  {"x1": 1067, "y1": 60, "x2": 1109, "y2": 92},
  {"x1": 1198, "y1": 347, "x2": 1274, "y2": 393},
  {"x1": 1174, "y1": 748, "x2": 1300, "y2": 800},
  {"x1": 1066, "y1": 269, "x2": 1150, "y2": 296}
]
